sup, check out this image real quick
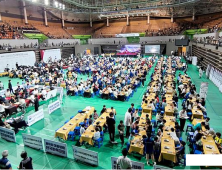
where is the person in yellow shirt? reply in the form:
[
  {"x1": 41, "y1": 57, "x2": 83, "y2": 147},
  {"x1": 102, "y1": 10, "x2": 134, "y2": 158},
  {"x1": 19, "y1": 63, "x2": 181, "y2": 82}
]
[{"x1": 215, "y1": 132, "x2": 222, "y2": 152}]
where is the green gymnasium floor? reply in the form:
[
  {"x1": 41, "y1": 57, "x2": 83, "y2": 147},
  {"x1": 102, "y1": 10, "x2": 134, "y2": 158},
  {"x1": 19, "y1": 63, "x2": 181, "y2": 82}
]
[{"x1": 0, "y1": 62, "x2": 222, "y2": 169}]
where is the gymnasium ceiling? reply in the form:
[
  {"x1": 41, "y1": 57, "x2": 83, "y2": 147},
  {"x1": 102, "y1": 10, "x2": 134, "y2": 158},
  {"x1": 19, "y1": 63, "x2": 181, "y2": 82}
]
[{"x1": 23, "y1": 0, "x2": 222, "y2": 21}]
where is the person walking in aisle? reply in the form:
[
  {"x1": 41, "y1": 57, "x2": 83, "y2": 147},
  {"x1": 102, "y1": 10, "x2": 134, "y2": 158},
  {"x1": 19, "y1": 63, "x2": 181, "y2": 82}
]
[
  {"x1": 179, "y1": 107, "x2": 188, "y2": 132},
  {"x1": 8, "y1": 80, "x2": 13, "y2": 94},
  {"x1": 118, "y1": 120, "x2": 125, "y2": 147},
  {"x1": 18, "y1": 151, "x2": 33, "y2": 170},
  {"x1": 199, "y1": 67, "x2": 203, "y2": 78}
]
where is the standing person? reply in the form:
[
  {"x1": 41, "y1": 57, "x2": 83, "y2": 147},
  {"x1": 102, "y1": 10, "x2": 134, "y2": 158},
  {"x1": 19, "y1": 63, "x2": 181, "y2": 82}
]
[
  {"x1": 179, "y1": 107, "x2": 187, "y2": 131},
  {"x1": 18, "y1": 151, "x2": 33, "y2": 170},
  {"x1": 124, "y1": 108, "x2": 132, "y2": 138},
  {"x1": 117, "y1": 148, "x2": 132, "y2": 169},
  {"x1": 8, "y1": 80, "x2": 13, "y2": 94},
  {"x1": 143, "y1": 133, "x2": 155, "y2": 165},
  {"x1": 106, "y1": 112, "x2": 116, "y2": 143},
  {"x1": 0, "y1": 150, "x2": 12, "y2": 169},
  {"x1": 34, "y1": 95, "x2": 39, "y2": 112},
  {"x1": 118, "y1": 120, "x2": 125, "y2": 147},
  {"x1": 199, "y1": 67, "x2": 203, "y2": 78}
]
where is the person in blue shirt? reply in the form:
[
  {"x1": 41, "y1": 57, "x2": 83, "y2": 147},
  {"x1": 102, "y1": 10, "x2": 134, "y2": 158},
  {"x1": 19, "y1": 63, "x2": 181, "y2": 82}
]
[
  {"x1": 0, "y1": 150, "x2": 12, "y2": 169},
  {"x1": 143, "y1": 133, "x2": 155, "y2": 165}
]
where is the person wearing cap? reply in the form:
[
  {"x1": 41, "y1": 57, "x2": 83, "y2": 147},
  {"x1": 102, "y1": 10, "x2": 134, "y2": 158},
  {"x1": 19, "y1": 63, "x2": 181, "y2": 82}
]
[
  {"x1": 18, "y1": 151, "x2": 33, "y2": 169},
  {"x1": 0, "y1": 150, "x2": 12, "y2": 169}
]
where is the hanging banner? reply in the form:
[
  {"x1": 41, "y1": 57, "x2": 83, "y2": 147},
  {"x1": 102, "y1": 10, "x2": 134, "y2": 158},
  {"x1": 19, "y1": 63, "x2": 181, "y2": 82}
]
[
  {"x1": 72, "y1": 146, "x2": 98, "y2": 166},
  {"x1": 22, "y1": 134, "x2": 43, "y2": 150},
  {"x1": 48, "y1": 100, "x2": 61, "y2": 114},
  {"x1": 111, "y1": 157, "x2": 144, "y2": 169},
  {"x1": 27, "y1": 109, "x2": 44, "y2": 126},
  {"x1": 200, "y1": 82, "x2": 209, "y2": 99},
  {"x1": 0, "y1": 127, "x2": 16, "y2": 142},
  {"x1": 44, "y1": 139, "x2": 67, "y2": 157}
]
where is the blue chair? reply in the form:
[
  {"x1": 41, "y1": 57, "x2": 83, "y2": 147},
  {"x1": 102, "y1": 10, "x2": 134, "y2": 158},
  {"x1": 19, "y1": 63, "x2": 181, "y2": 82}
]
[
  {"x1": 186, "y1": 124, "x2": 193, "y2": 133},
  {"x1": 151, "y1": 128, "x2": 155, "y2": 137},
  {"x1": 91, "y1": 93, "x2": 95, "y2": 98},
  {"x1": 74, "y1": 126, "x2": 81, "y2": 136},
  {"x1": 194, "y1": 150, "x2": 203, "y2": 154},
  {"x1": 64, "y1": 120, "x2": 69, "y2": 124},
  {"x1": 70, "y1": 116, "x2": 74, "y2": 119},
  {"x1": 94, "y1": 138, "x2": 103, "y2": 148},
  {"x1": 125, "y1": 96, "x2": 130, "y2": 101},
  {"x1": 152, "y1": 109, "x2": 157, "y2": 115},
  {"x1": 68, "y1": 131, "x2": 75, "y2": 141},
  {"x1": 78, "y1": 110, "x2": 82, "y2": 113},
  {"x1": 79, "y1": 122, "x2": 84, "y2": 126},
  {"x1": 179, "y1": 137, "x2": 183, "y2": 142},
  {"x1": 187, "y1": 132, "x2": 194, "y2": 142},
  {"x1": 138, "y1": 107, "x2": 142, "y2": 113}
]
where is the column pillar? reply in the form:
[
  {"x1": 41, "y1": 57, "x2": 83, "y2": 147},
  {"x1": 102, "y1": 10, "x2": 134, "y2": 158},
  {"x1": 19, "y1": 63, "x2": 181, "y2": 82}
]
[
  {"x1": 107, "y1": 17, "x2": 109, "y2": 27},
  {"x1": 44, "y1": 9, "x2": 48, "y2": 26},
  {"x1": 89, "y1": 14, "x2": 92, "y2": 27},
  {"x1": 23, "y1": 0, "x2": 28, "y2": 24},
  {"x1": 126, "y1": 15, "x2": 129, "y2": 26},
  {"x1": 147, "y1": 14, "x2": 150, "y2": 24},
  {"x1": 61, "y1": 11, "x2": 65, "y2": 27},
  {"x1": 171, "y1": 14, "x2": 174, "y2": 23},
  {"x1": 192, "y1": 9, "x2": 195, "y2": 21}
]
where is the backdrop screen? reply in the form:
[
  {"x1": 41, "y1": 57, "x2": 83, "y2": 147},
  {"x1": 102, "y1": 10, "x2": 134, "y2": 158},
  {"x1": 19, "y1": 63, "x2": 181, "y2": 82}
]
[
  {"x1": 116, "y1": 44, "x2": 141, "y2": 55},
  {"x1": 145, "y1": 45, "x2": 160, "y2": 54}
]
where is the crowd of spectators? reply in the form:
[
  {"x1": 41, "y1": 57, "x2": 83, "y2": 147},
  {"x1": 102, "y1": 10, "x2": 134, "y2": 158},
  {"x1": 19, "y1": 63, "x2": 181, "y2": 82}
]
[{"x1": 0, "y1": 24, "x2": 23, "y2": 39}]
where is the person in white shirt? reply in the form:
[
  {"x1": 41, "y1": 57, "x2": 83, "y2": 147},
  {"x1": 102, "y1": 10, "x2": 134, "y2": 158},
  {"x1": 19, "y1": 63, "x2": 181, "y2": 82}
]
[
  {"x1": 0, "y1": 103, "x2": 7, "y2": 114},
  {"x1": 148, "y1": 101, "x2": 155, "y2": 110},
  {"x1": 5, "y1": 89, "x2": 11, "y2": 97},
  {"x1": 80, "y1": 125, "x2": 85, "y2": 135},
  {"x1": 170, "y1": 128, "x2": 180, "y2": 145},
  {"x1": 33, "y1": 88, "x2": 38, "y2": 95},
  {"x1": 41, "y1": 88, "x2": 47, "y2": 100},
  {"x1": 30, "y1": 94, "x2": 35, "y2": 103},
  {"x1": 117, "y1": 148, "x2": 132, "y2": 169},
  {"x1": 124, "y1": 108, "x2": 132, "y2": 138},
  {"x1": 93, "y1": 127, "x2": 100, "y2": 140},
  {"x1": 0, "y1": 81, "x2": 3, "y2": 90}
]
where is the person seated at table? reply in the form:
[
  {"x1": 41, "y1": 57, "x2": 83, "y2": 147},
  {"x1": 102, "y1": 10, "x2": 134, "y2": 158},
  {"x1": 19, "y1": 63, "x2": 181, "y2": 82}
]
[
  {"x1": 202, "y1": 125, "x2": 215, "y2": 137},
  {"x1": 215, "y1": 132, "x2": 222, "y2": 151},
  {"x1": 100, "y1": 105, "x2": 107, "y2": 115},
  {"x1": 33, "y1": 88, "x2": 38, "y2": 95},
  {"x1": 88, "y1": 115, "x2": 93, "y2": 125},
  {"x1": 9, "y1": 96, "x2": 16, "y2": 104},
  {"x1": 80, "y1": 124, "x2": 85, "y2": 136},
  {"x1": 41, "y1": 88, "x2": 47, "y2": 100},
  {"x1": 175, "y1": 141, "x2": 186, "y2": 164},
  {"x1": 95, "y1": 122, "x2": 103, "y2": 132},
  {"x1": 18, "y1": 97, "x2": 26, "y2": 111},
  {"x1": 156, "y1": 111, "x2": 163, "y2": 125},
  {"x1": 5, "y1": 89, "x2": 11, "y2": 98},
  {"x1": 205, "y1": 117, "x2": 210, "y2": 126},
  {"x1": 195, "y1": 133, "x2": 203, "y2": 151},
  {"x1": 93, "y1": 127, "x2": 101, "y2": 141},
  {"x1": 0, "y1": 96, "x2": 6, "y2": 103},
  {"x1": 132, "y1": 126, "x2": 139, "y2": 135},
  {"x1": 142, "y1": 100, "x2": 148, "y2": 108},
  {"x1": 29, "y1": 94, "x2": 35, "y2": 104},
  {"x1": 193, "y1": 122, "x2": 205, "y2": 131},
  {"x1": 0, "y1": 102, "x2": 7, "y2": 117},
  {"x1": 146, "y1": 120, "x2": 153, "y2": 134},
  {"x1": 175, "y1": 122, "x2": 181, "y2": 138},
  {"x1": 83, "y1": 118, "x2": 89, "y2": 129},
  {"x1": 131, "y1": 120, "x2": 139, "y2": 130},
  {"x1": 127, "y1": 132, "x2": 135, "y2": 151},
  {"x1": 170, "y1": 128, "x2": 180, "y2": 145},
  {"x1": 93, "y1": 110, "x2": 98, "y2": 120},
  {"x1": 148, "y1": 101, "x2": 155, "y2": 110}
]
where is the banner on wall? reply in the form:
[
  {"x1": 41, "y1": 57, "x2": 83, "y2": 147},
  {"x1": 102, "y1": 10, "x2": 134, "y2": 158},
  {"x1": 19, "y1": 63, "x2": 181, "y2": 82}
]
[
  {"x1": 40, "y1": 49, "x2": 61, "y2": 63},
  {"x1": 0, "y1": 51, "x2": 36, "y2": 72},
  {"x1": 44, "y1": 139, "x2": 67, "y2": 157},
  {"x1": 200, "y1": 82, "x2": 209, "y2": 99},
  {"x1": 48, "y1": 100, "x2": 61, "y2": 114},
  {"x1": 0, "y1": 127, "x2": 16, "y2": 142},
  {"x1": 22, "y1": 134, "x2": 43, "y2": 150},
  {"x1": 72, "y1": 146, "x2": 98, "y2": 166},
  {"x1": 111, "y1": 157, "x2": 144, "y2": 169},
  {"x1": 27, "y1": 109, "x2": 44, "y2": 126}
]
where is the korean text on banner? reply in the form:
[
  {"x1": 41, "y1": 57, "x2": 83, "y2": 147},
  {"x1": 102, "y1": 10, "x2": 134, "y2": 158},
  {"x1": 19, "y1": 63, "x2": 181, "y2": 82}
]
[
  {"x1": 44, "y1": 139, "x2": 67, "y2": 157},
  {"x1": 48, "y1": 100, "x2": 61, "y2": 114},
  {"x1": 27, "y1": 109, "x2": 44, "y2": 126},
  {"x1": 22, "y1": 134, "x2": 43, "y2": 150},
  {"x1": 72, "y1": 146, "x2": 98, "y2": 166},
  {"x1": 0, "y1": 127, "x2": 16, "y2": 142}
]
